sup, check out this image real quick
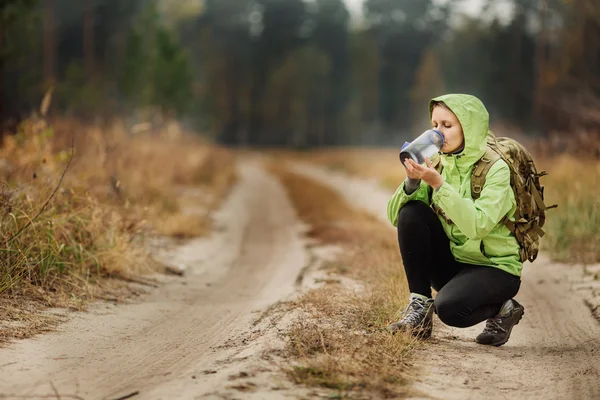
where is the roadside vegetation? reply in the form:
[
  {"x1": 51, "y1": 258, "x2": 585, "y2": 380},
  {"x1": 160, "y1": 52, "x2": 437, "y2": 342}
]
[
  {"x1": 0, "y1": 113, "x2": 236, "y2": 344},
  {"x1": 537, "y1": 155, "x2": 600, "y2": 264},
  {"x1": 270, "y1": 162, "x2": 417, "y2": 398}
]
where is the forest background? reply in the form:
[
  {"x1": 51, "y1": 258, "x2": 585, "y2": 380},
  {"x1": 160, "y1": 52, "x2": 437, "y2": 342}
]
[{"x1": 2, "y1": 0, "x2": 599, "y2": 152}]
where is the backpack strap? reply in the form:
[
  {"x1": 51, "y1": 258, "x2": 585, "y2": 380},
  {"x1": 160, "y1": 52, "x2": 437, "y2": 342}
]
[
  {"x1": 431, "y1": 153, "x2": 443, "y2": 173},
  {"x1": 471, "y1": 147, "x2": 502, "y2": 200},
  {"x1": 431, "y1": 201, "x2": 453, "y2": 224}
]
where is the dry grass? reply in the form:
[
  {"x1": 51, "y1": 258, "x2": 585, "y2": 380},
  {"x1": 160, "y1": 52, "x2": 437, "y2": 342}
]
[
  {"x1": 0, "y1": 298, "x2": 67, "y2": 344},
  {"x1": 0, "y1": 115, "x2": 236, "y2": 343},
  {"x1": 270, "y1": 163, "x2": 417, "y2": 398},
  {"x1": 537, "y1": 155, "x2": 600, "y2": 264},
  {"x1": 299, "y1": 147, "x2": 600, "y2": 264},
  {"x1": 46, "y1": 118, "x2": 237, "y2": 238}
]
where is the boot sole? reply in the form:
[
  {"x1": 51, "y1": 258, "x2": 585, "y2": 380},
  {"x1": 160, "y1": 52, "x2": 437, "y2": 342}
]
[{"x1": 490, "y1": 307, "x2": 525, "y2": 347}]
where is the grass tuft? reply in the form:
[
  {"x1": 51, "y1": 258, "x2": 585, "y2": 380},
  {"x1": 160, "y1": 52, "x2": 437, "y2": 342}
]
[{"x1": 270, "y1": 163, "x2": 416, "y2": 398}]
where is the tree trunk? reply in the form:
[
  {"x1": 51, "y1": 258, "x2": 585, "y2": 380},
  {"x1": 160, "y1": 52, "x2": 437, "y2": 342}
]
[
  {"x1": 84, "y1": 1, "x2": 96, "y2": 80},
  {"x1": 224, "y1": 63, "x2": 241, "y2": 145},
  {"x1": 0, "y1": 24, "x2": 5, "y2": 133},
  {"x1": 511, "y1": 8, "x2": 523, "y2": 123},
  {"x1": 43, "y1": 0, "x2": 56, "y2": 89},
  {"x1": 248, "y1": 74, "x2": 264, "y2": 145},
  {"x1": 534, "y1": 0, "x2": 548, "y2": 134}
]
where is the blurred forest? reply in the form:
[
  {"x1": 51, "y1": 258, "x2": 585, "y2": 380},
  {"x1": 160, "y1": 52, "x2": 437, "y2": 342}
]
[{"x1": 1, "y1": 0, "x2": 599, "y2": 148}]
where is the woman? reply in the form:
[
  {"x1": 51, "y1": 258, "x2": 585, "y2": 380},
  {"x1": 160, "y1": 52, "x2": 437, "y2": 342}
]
[{"x1": 387, "y1": 94, "x2": 524, "y2": 347}]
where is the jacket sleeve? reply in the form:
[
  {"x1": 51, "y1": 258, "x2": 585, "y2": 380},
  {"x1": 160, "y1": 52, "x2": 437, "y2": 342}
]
[
  {"x1": 387, "y1": 179, "x2": 431, "y2": 227},
  {"x1": 431, "y1": 160, "x2": 514, "y2": 240}
]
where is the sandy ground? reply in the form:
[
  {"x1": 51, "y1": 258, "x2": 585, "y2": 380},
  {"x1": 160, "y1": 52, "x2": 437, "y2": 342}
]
[
  {"x1": 1, "y1": 157, "x2": 599, "y2": 400},
  {"x1": 293, "y1": 163, "x2": 600, "y2": 400},
  {"x1": 0, "y1": 157, "x2": 314, "y2": 400}
]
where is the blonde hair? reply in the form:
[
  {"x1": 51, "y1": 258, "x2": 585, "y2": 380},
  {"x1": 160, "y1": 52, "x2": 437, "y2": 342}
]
[{"x1": 431, "y1": 101, "x2": 451, "y2": 112}]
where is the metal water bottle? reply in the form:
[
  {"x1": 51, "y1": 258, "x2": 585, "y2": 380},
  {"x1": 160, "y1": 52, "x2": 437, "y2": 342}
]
[{"x1": 399, "y1": 129, "x2": 445, "y2": 166}]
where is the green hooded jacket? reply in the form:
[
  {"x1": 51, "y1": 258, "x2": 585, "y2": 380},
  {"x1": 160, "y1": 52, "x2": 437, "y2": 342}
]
[{"x1": 386, "y1": 94, "x2": 522, "y2": 277}]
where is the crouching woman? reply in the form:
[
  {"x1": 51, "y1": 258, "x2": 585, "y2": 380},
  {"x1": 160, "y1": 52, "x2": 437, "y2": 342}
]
[{"x1": 387, "y1": 94, "x2": 524, "y2": 347}]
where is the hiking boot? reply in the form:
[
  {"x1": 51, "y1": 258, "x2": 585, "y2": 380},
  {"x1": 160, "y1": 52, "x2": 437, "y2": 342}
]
[
  {"x1": 476, "y1": 299, "x2": 524, "y2": 347},
  {"x1": 388, "y1": 294, "x2": 434, "y2": 339}
]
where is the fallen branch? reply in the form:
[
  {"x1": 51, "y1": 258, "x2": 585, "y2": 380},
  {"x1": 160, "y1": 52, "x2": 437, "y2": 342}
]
[
  {"x1": 111, "y1": 391, "x2": 140, "y2": 400},
  {"x1": 116, "y1": 275, "x2": 160, "y2": 288}
]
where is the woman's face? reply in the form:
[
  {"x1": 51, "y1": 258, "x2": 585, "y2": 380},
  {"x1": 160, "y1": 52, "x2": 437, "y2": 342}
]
[{"x1": 432, "y1": 105, "x2": 465, "y2": 153}]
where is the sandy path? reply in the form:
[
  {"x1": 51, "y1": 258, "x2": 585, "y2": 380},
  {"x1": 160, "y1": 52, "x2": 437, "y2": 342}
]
[
  {"x1": 2, "y1": 158, "x2": 598, "y2": 400},
  {"x1": 293, "y1": 163, "x2": 600, "y2": 400},
  {"x1": 0, "y1": 158, "x2": 309, "y2": 400}
]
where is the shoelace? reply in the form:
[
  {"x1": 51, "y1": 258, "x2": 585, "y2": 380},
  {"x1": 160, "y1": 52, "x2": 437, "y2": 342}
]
[
  {"x1": 400, "y1": 298, "x2": 428, "y2": 326},
  {"x1": 482, "y1": 317, "x2": 507, "y2": 334}
]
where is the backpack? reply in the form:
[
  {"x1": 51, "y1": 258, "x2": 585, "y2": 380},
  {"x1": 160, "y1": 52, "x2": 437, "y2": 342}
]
[{"x1": 431, "y1": 131, "x2": 557, "y2": 263}]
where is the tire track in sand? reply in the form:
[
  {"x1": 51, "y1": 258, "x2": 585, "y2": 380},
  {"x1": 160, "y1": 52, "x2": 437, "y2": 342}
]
[{"x1": 0, "y1": 157, "x2": 309, "y2": 400}]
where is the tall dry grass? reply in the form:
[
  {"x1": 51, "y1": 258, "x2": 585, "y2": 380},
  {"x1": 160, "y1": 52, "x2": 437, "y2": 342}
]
[
  {"x1": 270, "y1": 164, "x2": 416, "y2": 398},
  {"x1": 537, "y1": 155, "x2": 600, "y2": 264},
  {"x1": 0, "y1": 115, "x2": 236, "y2": 343}
]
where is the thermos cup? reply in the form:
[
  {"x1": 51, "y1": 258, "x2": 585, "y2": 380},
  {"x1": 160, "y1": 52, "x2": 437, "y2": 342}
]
[{"x1": 399, "y1": 129, "x2": 445, "y2": 166}]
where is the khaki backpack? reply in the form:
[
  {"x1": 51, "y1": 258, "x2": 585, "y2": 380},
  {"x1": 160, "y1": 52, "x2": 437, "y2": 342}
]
[{"x1": 431, "y1": 131, "x2": 557, "y2": 263}]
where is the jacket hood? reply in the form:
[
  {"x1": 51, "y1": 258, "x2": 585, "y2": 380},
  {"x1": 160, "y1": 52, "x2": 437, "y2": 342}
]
[{"x1": 429, "y1": 94, "x2": 489, "y2": 170}]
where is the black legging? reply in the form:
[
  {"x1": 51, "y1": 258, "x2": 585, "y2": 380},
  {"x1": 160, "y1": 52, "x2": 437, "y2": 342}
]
[{"x1": 397, "y1": 200, "x2": 521, "y2": 328}]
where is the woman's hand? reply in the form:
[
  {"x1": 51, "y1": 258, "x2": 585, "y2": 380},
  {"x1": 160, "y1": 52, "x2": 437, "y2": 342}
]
[
  {"x1": 402, "y1": 159, "x2": 420, "y2": 180},
  {"x1": 404, "y1": 157, "x2": 444, "y2": 189}
]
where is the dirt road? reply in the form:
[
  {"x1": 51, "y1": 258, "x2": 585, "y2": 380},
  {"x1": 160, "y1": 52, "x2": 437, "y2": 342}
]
[
  {"x1": 294, "y1": 163, "x2": 600, "y2": 400},
  {"x1": 1, "y1": 158, "x2": 599, "y2": 400},
  {"x1": 406, "y1": 258, "x2": 600, "y2": 400},
  {"x1": 0, "y1": 158, "x2": 310, "y2": 399}
]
